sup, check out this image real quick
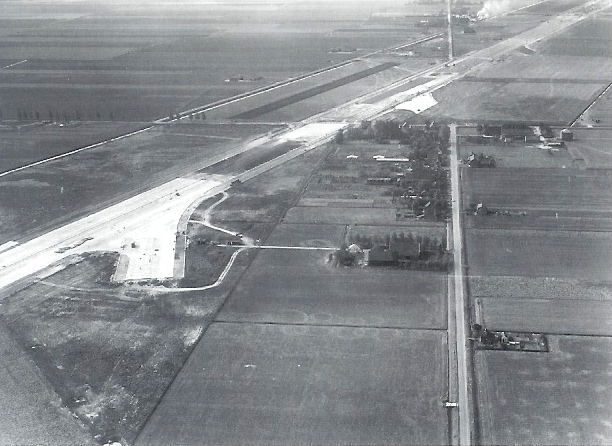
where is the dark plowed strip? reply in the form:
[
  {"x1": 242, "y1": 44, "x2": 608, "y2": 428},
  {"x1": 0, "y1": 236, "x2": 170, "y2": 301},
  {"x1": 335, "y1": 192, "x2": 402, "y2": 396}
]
[{"x1": 231, "y1": 62, "x2": 397, "y2": 120}]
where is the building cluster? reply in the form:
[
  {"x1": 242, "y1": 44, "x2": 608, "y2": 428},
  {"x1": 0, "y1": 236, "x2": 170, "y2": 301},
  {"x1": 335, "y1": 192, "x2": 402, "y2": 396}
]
[
  {"x1": 466, "y1": 152, "x2": 495, "y2": 168},
  {"x1": 474, "y1": 123, "x2": 574, "y2": 148}
]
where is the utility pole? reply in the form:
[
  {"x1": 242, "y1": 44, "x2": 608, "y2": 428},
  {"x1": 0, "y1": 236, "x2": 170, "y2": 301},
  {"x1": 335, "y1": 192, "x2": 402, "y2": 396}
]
[{"x1": 447, "y1": 0, "x2": 454, "y2": 60}]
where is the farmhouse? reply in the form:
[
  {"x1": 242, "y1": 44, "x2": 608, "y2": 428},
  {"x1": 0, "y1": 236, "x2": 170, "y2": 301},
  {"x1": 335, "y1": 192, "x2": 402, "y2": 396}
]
[
  {"x1": 364, "y1": 246, "x2": 396, "y2": 266},
  {"x1": 500, "y1": 123, "x2": 537, "y2": 142},
  {"x1": 364, "y1": 240, "x2": 422, "y2": 266},
  {"x1": 560, "y1": 128, "x2": 574, "y2": 141},
  {"x1": 467, "y1": 152, "x2": 495, "y2": 168}
]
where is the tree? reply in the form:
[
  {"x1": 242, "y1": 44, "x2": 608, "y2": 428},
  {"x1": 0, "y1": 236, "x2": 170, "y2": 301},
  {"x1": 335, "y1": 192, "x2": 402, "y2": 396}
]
[
  {"x1": 49, "y1": 110, "x2": 54, "y2": 120},
  {"x1": 422, "y1": 235, "x2": 431, "y2": 250},
  {"x1": 189, "y1": 113, "x2": 194, "y2": 121},
  {"x1": 200, "y1": 111, "x2": 207, "y2": 121},
  {"x1": 334, "y1": 129, "x2": 344, "y2": 144},
  {"x1": 405, "y1": 233, "x2": 414, "y2": 244},
  {"x1": 35, "y1": 111, "x2": 40, "y2": 120}
]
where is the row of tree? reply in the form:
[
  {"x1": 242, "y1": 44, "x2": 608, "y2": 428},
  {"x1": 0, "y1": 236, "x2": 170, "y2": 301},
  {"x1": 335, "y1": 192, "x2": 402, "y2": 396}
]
[
  {"x1": 349, "y1": 232, "x2": 446, "y2": 252},
  {"x1": 6, "y1": 108, "x2": 115, "y2": 122},
  {"x1": 1, "y1": 108, "x2": 207, "y2": 123}
]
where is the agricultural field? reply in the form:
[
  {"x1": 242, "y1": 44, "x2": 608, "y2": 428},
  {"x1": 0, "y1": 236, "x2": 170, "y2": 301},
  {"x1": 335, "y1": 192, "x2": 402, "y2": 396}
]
[
  {"x1": 537, "y1": 13, "x2": 612, "y2": 58},
  {"x1": 467, "y1": 211, "x2": 612, "y2": 232},
  {"x1": 470, "y1": 275, "x2": 612, "y2": 302},
  {"x1": 424, "y1": 79, "x2": 606, "y2": 124},
  {"x1": 475, "y1": 336, "x2": 612, "y2": 445},
  {"x1": 216, "y1": 248, "x2": 447, "y2": 329},
  {"x1": 564, "y1": 128, "x2": 612, "y2": 167},
  {"x1": 137, "y1": 322, "x2": 449, "y2": 446},
  {"x1": 0, "y1": 0, "x2": 431, "y2": 124},
  {"x1": 478, "y1": 297, "x2": 612, "y2": 335},
  {"x1": 466, "y1": 229, "x2": 612, "y2": 280},
  {"x1": 251, "y1": 65, "x2": 410, "y2": 123},
  {"x1": 423, "y1": 4, "x2": 612, "y2": 125},
  {"x1": 462, "y1": 168, "x2": 612, "y2": 212},
  {"x1": 573, "y1": 85, "x2": 612, "y2": 129},
  {"x1": 452, "y1": 14, "x2": 545, "y2": 57}
]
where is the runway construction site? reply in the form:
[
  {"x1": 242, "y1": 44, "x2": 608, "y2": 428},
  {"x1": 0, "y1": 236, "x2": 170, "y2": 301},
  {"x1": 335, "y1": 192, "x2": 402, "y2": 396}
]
[{"x1": 0, "y1": 0, "x2": 611, "y2": 445}]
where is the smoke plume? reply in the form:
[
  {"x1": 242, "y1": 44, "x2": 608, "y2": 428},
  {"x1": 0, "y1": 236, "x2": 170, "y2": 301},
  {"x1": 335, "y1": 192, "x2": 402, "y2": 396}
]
[{"x1": 477, "y1": 0, "x2": 512, "y2": 19}]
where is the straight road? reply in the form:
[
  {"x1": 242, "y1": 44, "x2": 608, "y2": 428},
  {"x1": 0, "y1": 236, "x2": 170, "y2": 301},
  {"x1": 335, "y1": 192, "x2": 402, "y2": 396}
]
[{"x1": 449, "y1": 124, "x2": 472, "y2": 445}]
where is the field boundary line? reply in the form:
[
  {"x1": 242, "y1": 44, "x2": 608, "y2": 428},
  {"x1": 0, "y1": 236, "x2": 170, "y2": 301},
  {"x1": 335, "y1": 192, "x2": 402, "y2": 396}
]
[
  {"x1": 570, "y1": 81, "x2": 612, "y2": 127},
  {"x1": 212, "y1": 319, "x2": 449, "y2": 331},
  {"x1": 0, "y1": 125, "x2": 153, "y2": 179}
]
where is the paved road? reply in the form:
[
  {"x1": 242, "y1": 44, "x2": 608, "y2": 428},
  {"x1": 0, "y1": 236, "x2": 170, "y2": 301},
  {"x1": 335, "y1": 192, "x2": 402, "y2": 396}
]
[{"x1": 449, "y1": 124, "x2": 472, "y2": 445}]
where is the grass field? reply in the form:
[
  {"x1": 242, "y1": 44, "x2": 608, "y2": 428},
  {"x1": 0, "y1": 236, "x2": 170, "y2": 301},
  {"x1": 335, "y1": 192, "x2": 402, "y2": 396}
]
[
  {"x1": 137, "y1": 322, "x2": 449, "y2": 446},
  {"x1": 479, "y1": 297, "x2": 612, "y2": 335},
  {"x1": 0, "y1": 252, "x2": 230, "y2": 443},
  {"x1": 476, "y1": 336, "x2": 612, "y2": 445},
  {"x1": 284, "y1": 206, "x2": 399, "y2": 225},
  {"x1": 0, "y1": 121, "x2": 145, "y2": 172},
  {"x1": 263, "y1": 223, "x2": 346, "y2": 247},
  {"x1": 216, "y1": 249, "x2": 447, "y2": 329}
]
